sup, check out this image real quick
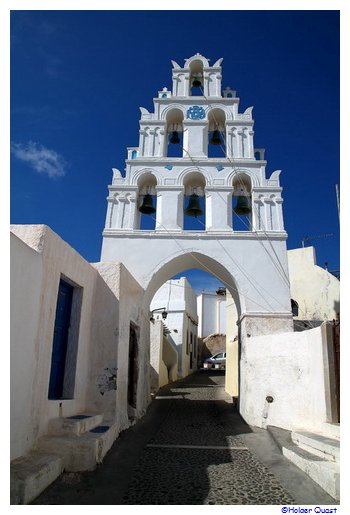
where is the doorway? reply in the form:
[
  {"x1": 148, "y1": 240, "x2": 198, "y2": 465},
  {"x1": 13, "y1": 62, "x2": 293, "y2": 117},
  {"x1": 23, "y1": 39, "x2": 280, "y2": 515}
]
[
  {"x1": 128, "y1": 323, "x2": 139, "y2": 409},
  {"x1": 48, "y1": 279, "x2": 74, "y2": 399}
]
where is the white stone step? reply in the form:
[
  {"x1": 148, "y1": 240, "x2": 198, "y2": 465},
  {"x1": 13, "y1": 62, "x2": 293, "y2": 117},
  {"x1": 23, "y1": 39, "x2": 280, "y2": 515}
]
[
  {"x1": 48, "y1": 412, "x2": 104, "y2": 436},
  {"x1": 282, "y1": 445, "x2": 340, "y2": 501},
  {"x1": 10, "y1": 451, "x2": 63, "y2": 505},
  {"x1": 38, "y1": 423, "x2": 118, "y2": 472},
  {"x1": 292, "y1": 431, "x2": 340, "y2": 463},
  {"x1": 319, "y1": 422, "x2": 340, "y2": 441}
]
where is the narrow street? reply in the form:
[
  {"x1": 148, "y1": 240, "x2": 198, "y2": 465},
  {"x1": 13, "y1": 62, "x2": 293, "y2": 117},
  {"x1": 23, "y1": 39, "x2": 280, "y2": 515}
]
[{"x1": 33, "y1": 371, "x2": 334, "y2": 505}]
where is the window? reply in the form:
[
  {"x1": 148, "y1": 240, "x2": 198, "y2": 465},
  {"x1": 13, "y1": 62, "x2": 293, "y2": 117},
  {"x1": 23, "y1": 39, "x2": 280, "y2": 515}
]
[{"x1": 291, "y1": 299, "x2": 299, "y2": 317}]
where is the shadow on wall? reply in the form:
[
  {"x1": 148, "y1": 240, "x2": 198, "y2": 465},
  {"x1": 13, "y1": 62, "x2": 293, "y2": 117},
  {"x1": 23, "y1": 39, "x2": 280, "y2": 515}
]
[
  {"x1": 87, "y1": 266, "x2": 120, "y2": 420},
  {"x1": 333, "y1": 300, "x2": 340, "y2": 319}
]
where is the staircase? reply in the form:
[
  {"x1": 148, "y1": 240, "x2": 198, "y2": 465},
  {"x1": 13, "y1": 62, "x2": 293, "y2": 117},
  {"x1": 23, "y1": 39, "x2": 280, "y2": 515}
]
[
  {"x1": 11, "y1": 412, "x2": 118, "y2": 504},
  {"x1": 268, "y1": 425, "x2": 340, "y2": 501}
]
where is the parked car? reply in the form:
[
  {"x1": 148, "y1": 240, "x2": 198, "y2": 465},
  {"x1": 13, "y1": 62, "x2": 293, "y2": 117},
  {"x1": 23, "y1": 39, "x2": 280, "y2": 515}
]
[{"x1": 203, "y1": 351, "x2": 226, "y2": 369}]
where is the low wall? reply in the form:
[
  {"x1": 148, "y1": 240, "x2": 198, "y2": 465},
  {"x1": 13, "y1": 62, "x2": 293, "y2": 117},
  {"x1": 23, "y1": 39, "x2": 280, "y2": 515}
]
[{"x1": 240, "y1": 324, "x2": 336, "y2": 432}]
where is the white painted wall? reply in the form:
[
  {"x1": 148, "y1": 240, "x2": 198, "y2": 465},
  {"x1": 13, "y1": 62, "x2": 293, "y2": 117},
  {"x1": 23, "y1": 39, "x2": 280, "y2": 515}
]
[
  {"x1": 149, "y1": 320, "x2": 179, "y2": 391},
  {"x1": 197, "y1": 293, "x2": 226, "y2": 338},
  {"x1": 10, "y1": 225, "x2": 146, "y2": 461},
  {"x1": 151, "y1": 278, "x2": 198, "y2": 377},
  {"x1": 225, "y1": 291, "x2": 239, "y2": 397},
  {"x1": 288, "y1": 247, "x2": 340, "y2": 322},
  {"x1": 240, "y1": 324, "x2": 337, "y2": 433},
  {"x1": 11, "y1": 233, "x2": 44, "y2": 460},
  {"x1": 11, "y1": 226, "x2": 97, "y2": 459}
]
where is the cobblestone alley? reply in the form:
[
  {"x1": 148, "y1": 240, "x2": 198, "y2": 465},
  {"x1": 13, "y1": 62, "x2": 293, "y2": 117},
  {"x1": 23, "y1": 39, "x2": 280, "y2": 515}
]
[{"x1": 33, "y1": 370, "x2": 335, "y2": 505}]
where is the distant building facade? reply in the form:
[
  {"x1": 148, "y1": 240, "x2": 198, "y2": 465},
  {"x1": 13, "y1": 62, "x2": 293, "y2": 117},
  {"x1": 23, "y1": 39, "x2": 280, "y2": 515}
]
[
  {"x1": 197, "y1": 290, "x2": 226, "y2": 339},
  {"x1": 151, "y1": 277, "x2": 198, "y2": 378},
  {"x1": 287, "y1": 247, "x2": 340, "y2": 330}
]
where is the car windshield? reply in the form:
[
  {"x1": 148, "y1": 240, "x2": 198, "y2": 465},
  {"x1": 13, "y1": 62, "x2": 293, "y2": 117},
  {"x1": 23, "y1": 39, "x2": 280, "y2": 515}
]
[{"x1": 213, "y1": 353, "x2": 224, "y2": 359}]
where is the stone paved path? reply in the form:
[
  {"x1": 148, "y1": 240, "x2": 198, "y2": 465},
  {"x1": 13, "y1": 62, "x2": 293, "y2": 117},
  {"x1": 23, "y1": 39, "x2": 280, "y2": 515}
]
[
  {"x1": 33, "y1": 370, "x2": 335, "y2": 505},
  {"x1": 120, "y1": 371, "x2": 293, "y2": 505}
]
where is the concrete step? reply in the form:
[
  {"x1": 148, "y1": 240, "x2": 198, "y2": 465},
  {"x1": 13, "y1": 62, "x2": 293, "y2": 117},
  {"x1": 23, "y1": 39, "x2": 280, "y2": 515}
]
[
  {"x1": 48, "y1": 412, "x2": 104, "y2": 436},
  {"x1": 38, "y1": 423, "x2": 118, "y2": 472},
  {"x1": 267, "y1": 426, "x2": 339, "y2": 501},
  {"x1": 319, "y1": 422, "x2": 340, "y2": 441},
  {"x1": 292, "y1": 431, "x2": 340, "y2": 463},
  {"x1": 282, "y1": 445, "x2": 340, "y2": 501},
  {"x1": 10, "y1": 451, "x2": 63, "y2": 505}
]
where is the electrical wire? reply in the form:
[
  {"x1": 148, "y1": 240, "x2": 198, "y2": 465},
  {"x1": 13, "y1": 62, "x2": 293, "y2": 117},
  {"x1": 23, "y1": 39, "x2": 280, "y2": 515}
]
[
  {"x1": 148, "y1": 213, "x2": 292, "y2": 317},
  {"x1": 133, "y1": 85, "x2": 315, "y2": 327},
  {"x1": 197, "y1": 87, "x2": 291, "y2": 286},
  {"x1": 181, "y1": 143, "x2": 291, "y2": 289}
]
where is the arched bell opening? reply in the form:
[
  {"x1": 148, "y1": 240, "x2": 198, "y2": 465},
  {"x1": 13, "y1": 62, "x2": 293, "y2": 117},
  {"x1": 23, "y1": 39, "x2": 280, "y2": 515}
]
[
  {"x1": 208, "y1": 108, "x2": 226, "y2": 158},
  {"x1": 189, "y1": 59, "x2": 204, "y2": 96},
  {"x1": 232, "y1": 174, "x2": 252, "y2": 231},
  {"x1": 166, "y1": 108, "x2": 184, "y2": 158},
  {"x1": 137, "y1": 173, "x2": 158, "y2": 230},
  {"x1": 183, "y1": 172, "x2": 206, "y2": 231}
]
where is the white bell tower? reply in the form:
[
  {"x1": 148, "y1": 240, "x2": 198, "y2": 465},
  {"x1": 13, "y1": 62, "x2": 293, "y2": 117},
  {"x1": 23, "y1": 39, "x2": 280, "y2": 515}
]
[{"x1": 101, "y1": 53, "x2": 293, "y2": 341}]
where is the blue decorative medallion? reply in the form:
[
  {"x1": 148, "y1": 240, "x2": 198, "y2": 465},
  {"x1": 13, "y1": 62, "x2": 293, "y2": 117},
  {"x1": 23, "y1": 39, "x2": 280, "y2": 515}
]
[
  {"x1": 187, "y1": 105, "x2": 205, "y2": 120},
  {"x1": 216, "y1": 165, "x2": 224, "y2": 172},
  {"x1": 164, "y1": 165, "x2": 173, "y2": 170}
]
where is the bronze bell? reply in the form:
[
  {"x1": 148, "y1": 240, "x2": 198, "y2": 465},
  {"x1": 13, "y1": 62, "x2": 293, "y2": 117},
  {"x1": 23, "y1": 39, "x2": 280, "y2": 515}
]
[
  {"x1": 234, "y1": 195, "x2": 251, "y2": 215},
  {"x1": 210, "y1": 130, "x2": 222, "y2": 145},
  {"x1": 192, "y1": 77, "x2": 202, "y2": 88},
  {"x1": 139, "y1": 194, "x2": 156, "y2": 214},
  {"x1": 169, "y1": 131, "x2": 180, "y2": 144},
  {"x1": 184, "y1": 193, "x2": 203, "y2": 218}
]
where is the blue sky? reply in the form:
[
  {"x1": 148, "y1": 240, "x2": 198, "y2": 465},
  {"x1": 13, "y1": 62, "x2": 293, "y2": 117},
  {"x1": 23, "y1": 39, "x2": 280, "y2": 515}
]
[{"x1": 10, "y1": 10, "x2": 340, "y2": 293}]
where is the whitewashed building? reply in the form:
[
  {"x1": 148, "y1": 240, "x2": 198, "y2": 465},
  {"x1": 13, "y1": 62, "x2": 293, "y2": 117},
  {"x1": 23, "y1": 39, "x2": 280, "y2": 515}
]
[
  {"x1": 10, "y1": 225, "x2": 148, "y2": 503},
  {"x1": 150, "y1": 277, "x2": 198, "y2": 382},
  {"x1": 197, "y1": 290, "x2": 226, "y2": 338},
  {"x1": 288, "y1": 246, "x2": 340, "y2": 328}
]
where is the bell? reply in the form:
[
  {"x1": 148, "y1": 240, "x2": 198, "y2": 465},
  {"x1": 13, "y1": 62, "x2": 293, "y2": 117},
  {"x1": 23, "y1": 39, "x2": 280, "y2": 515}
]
[
  {"x1": 192, "y1": 77, "x2": 202, "y2": 88},
  {"x1": 138, "y1": 194, "x2": 156, "y2": 214},
  {"x1": 210, "y1": 130, "x2": 222, "y2": 145},
  {"x1": 234, "y1": 195, "x2": 251, "y2": 215},
  {"x1": 169, "y1": 131, "x2": 180, "y2": 144},
  {"x1": 184, "y1": 193, "x2": 203, "y2": 218}
]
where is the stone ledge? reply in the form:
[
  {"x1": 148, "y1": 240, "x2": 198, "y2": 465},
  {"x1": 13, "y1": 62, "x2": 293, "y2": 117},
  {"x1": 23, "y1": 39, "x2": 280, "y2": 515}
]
[
  {"x1": 48, "y1": 412, "x2": 104, "y2": 436},
  {"x1": 282, "y1": 446, "x2": 339, "y2": 501},
  {"x1": 38, "y1": 423, "x2": 119, "y2": 472},
  {"x1": 10, "y1": 451, "x2": 63, "y2": 505},
  {"x1": 267, "y1": 426, "x2": 339, "y2": 501},
  {"x1": 292, "y1": 431, "x2": 340, "y2": 463}
]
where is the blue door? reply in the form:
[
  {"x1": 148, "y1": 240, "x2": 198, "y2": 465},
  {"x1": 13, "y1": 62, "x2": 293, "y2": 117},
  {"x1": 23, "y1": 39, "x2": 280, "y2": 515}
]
[{"x1": 48, "y1": 280, "x2": 73, "y2": 399}]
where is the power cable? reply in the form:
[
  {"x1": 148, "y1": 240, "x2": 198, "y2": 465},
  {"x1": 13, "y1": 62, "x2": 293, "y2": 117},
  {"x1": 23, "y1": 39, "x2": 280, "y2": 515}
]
[
  {"x1": 181, "y1": 143, "x2": 291, "y2": 289},
  {"x1": 197, "y1": 86, "x2": 291, "y2": 286},
  {"x1": 148, "y1": 214, "x2": 291, "y2": 317}
]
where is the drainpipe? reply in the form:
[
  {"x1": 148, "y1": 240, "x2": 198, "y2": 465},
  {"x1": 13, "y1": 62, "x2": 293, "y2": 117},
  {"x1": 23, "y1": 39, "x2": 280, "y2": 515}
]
[{"x1": 262, "y1": 395, "x2": 274, "y2": 428}]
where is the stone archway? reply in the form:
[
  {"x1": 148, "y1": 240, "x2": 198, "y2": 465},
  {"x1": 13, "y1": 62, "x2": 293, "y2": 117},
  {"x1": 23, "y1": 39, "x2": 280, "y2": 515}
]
[{"x1": 140, "y1": 250, "x2": 243, "y2": 408}]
